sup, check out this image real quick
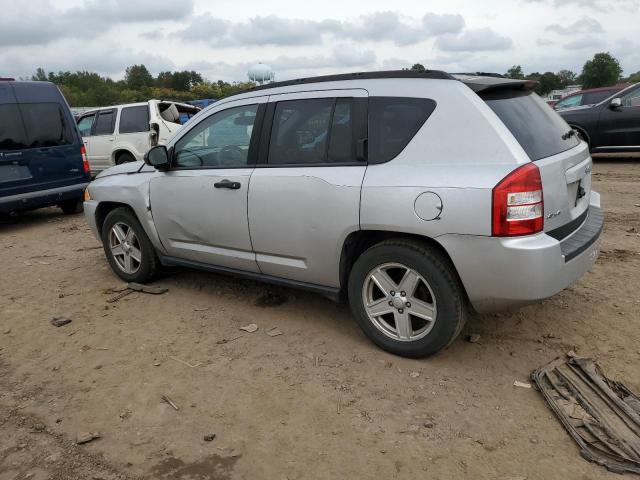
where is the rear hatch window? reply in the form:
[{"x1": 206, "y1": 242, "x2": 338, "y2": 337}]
[
  {"x1": 481, "y1": 90, "x2": 579, "y2": 161},
  {"x1": 0, "y1": 102, "x2": 73, "y2": 150}
]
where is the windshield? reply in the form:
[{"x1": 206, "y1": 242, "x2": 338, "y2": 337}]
[{"x1": 482, "y1": 90, "x2": 579, "y2": 161}]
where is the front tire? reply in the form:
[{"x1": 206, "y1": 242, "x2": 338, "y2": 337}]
[
  {"x1": 348, "y1": 240, "x2": 466, "y2": 358},
  {"x1": 101, "y1": 207, "x2": 158, "y2": 283},
  {"x1": 59, "y1": 199, "x2": 83, "y2": 214}
]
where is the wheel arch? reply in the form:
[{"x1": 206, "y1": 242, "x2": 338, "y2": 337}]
[
  {"x1": 112, "y1": 148, "x2": 139, "y2": 165},
  {"x1": 95, "y1": 201, "x2": 136, "y2": 237},
  {"x1": 339, "y1": 230, "x2": 467, "y2": 300}
]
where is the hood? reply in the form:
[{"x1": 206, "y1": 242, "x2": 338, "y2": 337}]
[{"x1": 96, "y1": 161, "x2": 155, "y2": 178}]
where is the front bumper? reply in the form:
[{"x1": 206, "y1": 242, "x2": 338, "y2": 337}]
[
  {"x1": 438, "y1": 193, "x2": 603, "y2": 313},
  {"x1": 83, "y1": 199, "x2": 101, "y2": 241}
]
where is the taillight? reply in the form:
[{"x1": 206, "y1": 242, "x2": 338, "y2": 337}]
[
  {"x1": 492, "y1": 163, "x2": 544, "y2": 237},
  {"x1": 81, "y1": 145, "x2": 90, "y2": 173}
]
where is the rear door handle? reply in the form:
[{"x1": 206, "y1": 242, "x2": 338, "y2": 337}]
[{"x1": 214, "y1": 179, "x2": 241, "y2": 190}]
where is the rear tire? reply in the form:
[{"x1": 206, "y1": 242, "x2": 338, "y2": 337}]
[
  {"x1": 59, "y1": 199, "x2": 83, "y2": 214},
  {"x1": 116, "y1": 152, "x2": 136, "y2": 165},
  {"x1": 348, "y1": 239, "x2": 466, "y2": 358},
  {"x1": 101, "y1": 207, "x2": 158, "y2": 283}
]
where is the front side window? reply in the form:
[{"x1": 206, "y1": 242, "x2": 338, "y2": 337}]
[
  {"x1": 621, "y1": 87, "x2": 640, "y2": 107},
  {"x1": 368, "y1": 97, "x2": 437, "y2": 164},
  {"x1": 174, "y1": 104, "x2": 258, "y2": 168},
  {"x1": 555, "y1": 94, "x2": 582, "y2": 109},
  {"x1": 0, "y1": 104, "x2": 28, "y2": 151},
  {"x1": 77, "y1": 113, "x2": 96, "y2": 137},
  {"x1": 268, "y1": 98, "x2": 355, "y2": 165},
  {"x1": 119, "y1": 105, "x2": 149, "y2": 134},
  {"x1": 94, "y1": 110, "x2": 115, "y2": 135}
]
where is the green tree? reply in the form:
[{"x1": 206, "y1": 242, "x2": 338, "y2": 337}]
[
  {"x1": 410, "y1": 63, "x2": 426, "y2": 72},
  {"x1": 125, "y1": 64, "x2": 153, "y2": 90},
  {"x1": 506, "y1": 65, "x2": 525, "y2": 79},
  {"x1": 557, "y1": 69, "x2": 577, "y2": 88},
  {"x1": 32, "y1": 67, "x2": 47, "y2": 81},
  {"x1": 537, "y1": 72, "x2": 562, "y2": 95},
  {"x1": 623, "y1": 70, "x2": 640, "y2": 83},
  {"x1": 580, "y1": 52, "x2": 622, "y2": 89}
]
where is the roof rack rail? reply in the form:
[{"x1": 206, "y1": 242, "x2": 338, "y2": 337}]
[
  {"x1": 451, "y1": 72, "x2": 506, "y2": 78},
  {"x1": 237, "y1": 69, "x2": 454, "y2": 95}
]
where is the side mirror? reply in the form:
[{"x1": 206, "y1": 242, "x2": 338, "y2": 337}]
[
  {"x1": 144, "y1": 145, "x2": 170, "y2": 171},
  {"x1": 149, "y1": 122, "x2": 160, "y2": 146},
  {"x1": 609, "y1": 98, "x2": 622, "y2": 110}
]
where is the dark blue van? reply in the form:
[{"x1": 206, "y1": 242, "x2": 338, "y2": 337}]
[{"x1": 0, "y1": 80, "x2": 90, "y2": 215}]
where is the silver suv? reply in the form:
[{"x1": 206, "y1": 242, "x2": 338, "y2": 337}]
[{"x1": 84, "y1": 71, "x2": 603, "y2": 357}]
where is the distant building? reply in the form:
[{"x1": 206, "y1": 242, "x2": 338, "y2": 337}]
[{"x1": 546, "y1": 85, "x2": 582, "y2": 102}]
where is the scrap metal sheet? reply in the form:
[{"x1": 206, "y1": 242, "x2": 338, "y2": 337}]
[{"x1": 532, "y1": 355, "x2": 640, "y2": 475}]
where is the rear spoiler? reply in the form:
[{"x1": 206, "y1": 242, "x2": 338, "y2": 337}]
[{"x1": 452, "y1": 74, "x2": 539, "y2": 93}]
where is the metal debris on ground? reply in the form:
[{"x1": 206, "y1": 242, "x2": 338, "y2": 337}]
[
  {"x1": 106, "y1": 282, "x2": 168, "y2": 303},
  {"x1": 76, "y1": 432, "x2": 101, "y2": 444},
  {"x1": 513, "y1": 381, "x2": 532, "y2": 389},
  {"x1": 239, "y1": 323, "x2": 258, "y2": 333},
  {"x1": 161, "y1": 395, "x2": 179, "y2": 411},
  {"x1": 50, "y1": 317, "x2": 72, "y2": 327},
  {"x1": 204, "y1": 433, "x2": 216, "y2": 442},
  {"x1": 128, "y1": 282, "x2": 168, "y2": 295},
  {"x1": 169, "y1": 356, "x2": 202, "y2": 368},
  {"x1": 266, "y1": 327, "x2": 283, "y2": 337},
  {"x1": 532, "y1": 354, "x2": 640, "y2": 475},
  {"x1": 410, "y1": 371, "x2": 420, "y2": 378}
]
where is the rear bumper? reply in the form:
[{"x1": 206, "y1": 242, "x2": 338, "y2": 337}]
[
  {"x1": 438, "y1": 192, "x2": 603, "y2": 313},
  {"x1": 0, "y1": 183, "x2": 88, "y2": 214}
]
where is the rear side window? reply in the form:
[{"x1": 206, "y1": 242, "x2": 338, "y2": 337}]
[
  {"x1": 0, "y1": 102, "x2": 73, "y2": 150},
  {"x1": 0, "y1": 104, "x2": 28, "y2": 150},
  {"x1": 119, "y1": 105, "x2": 149, "y2": 134},
  {"x1": 368, "y1": 97, "x2": 437, "y2": 164},
  {"x1": 94, "y1": 110, "x2": 115, "y2": 135},
  {"x1": 269, "y1": 98, "x2": 356, "y2": 165},
  {"x1": 483, "y1": 90, "x2": 579, "y2": 161}
]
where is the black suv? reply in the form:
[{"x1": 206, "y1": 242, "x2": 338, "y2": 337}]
[{"x1": 559, "y1": 83, "x2": 640, "y2": 153}]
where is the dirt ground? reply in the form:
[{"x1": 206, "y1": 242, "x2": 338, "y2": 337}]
[{"x1": 1, "y1": 159, "x2": 639, "y2": 480}]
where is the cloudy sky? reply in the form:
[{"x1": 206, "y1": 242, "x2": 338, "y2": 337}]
[{"x1": 1, "y1": 0, "x2": 638, "y2": 82}]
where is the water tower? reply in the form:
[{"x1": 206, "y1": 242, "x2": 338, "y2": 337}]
[{"x1": 248, "y1": 63, "x2": 275, "y2": 85}]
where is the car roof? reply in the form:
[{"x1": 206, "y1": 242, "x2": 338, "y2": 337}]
[
  {"x1": 226, "y1": 70, "x2": 537, "y2": 100},
  {"x1": 0, "y1": 80, "x2": 63, "y2": 104}
]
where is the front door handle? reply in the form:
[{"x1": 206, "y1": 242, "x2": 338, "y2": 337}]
[{"x1": 214, "y1": 179, "x2": 241, "y2": 190}]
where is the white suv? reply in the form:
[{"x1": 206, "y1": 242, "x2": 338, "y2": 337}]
[{"x1": 76, "y1": 99, "x2": 200, "y2": 175}]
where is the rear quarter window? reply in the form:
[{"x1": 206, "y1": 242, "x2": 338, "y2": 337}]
[
  {"x1": 119, "y1": 105, "x2": 150, "y2": 134},
  {"x1": 368, "y1": 97, "x2": 436, "y2": 164},
  {"x1": 482, "y1": 90, "x2": 579, "y2": 161}
]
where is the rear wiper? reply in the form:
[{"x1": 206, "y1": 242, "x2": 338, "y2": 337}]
[{"x1": 562, "y1": 129, "x2": 576, "y2": 140}]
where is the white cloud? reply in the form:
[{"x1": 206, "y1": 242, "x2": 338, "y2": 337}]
[
  {"x1": 545, "y1": 17, "x2": 604, "y2": 35},
  {"x1": 435, "y1": 28, "x2": 513, "y2": 52}
]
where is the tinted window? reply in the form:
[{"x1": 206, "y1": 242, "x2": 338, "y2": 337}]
[
  {"x1": 175, "y1": 104, "x2": 258, "y2": 168},
  {"x1": 621, "y1": 87, "x2": 640, "y2": 107},
  {"x1": 94, "y1": 110, "x2": 115, "y2": 135},
  {"x1": 368, "y1": 97, "x2": 436, "y2": 164},
  {"x1": 0, "y1": 104, "x2": 28, "y2": 150},
  {"x1": 555, "y1": 94, "x2": 582, "y2": 109},
  {"x1": 77, "y1": 113, "x2": 95, "y2": 137},
  {"x1": 483, "y1": 90, "x2": 579, "y2": 161},
  {"x1": 20, "y1": 103, "x2": 73, "y2": 148},
  {"x1": 327, "y1": 99, "x2": 355, "y2": 163},
  {"x1": 119, "y1": 105, "x2": 149, "y2": 134},
  {"x1": 582, "y1": 91, "x2": 613, "y2": 105},
  {"x1": 269, "y1": 98, "x2": 333, "y2": 165}
]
